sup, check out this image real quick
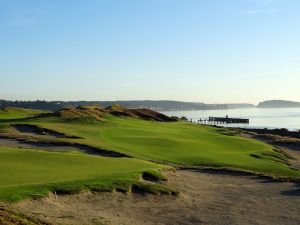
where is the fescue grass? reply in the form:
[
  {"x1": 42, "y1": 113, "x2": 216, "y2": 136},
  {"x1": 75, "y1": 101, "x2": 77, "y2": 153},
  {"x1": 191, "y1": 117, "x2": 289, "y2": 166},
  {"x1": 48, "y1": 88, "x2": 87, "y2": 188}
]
[{"x1": 0, "y1": 208, "x2": 40, "y2": 225}]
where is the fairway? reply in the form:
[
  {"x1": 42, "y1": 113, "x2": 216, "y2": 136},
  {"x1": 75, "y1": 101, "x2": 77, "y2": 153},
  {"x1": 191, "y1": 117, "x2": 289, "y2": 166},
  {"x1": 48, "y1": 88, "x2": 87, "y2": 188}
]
[
  {"x1": 0, "y1": 146, "x2": 168, "y2": 201},
  {"x1": 0, "y1": 107, "x2": 47, "y2": 121},
  {"x1": 1, "y1": 107, "x2": 300, "y2": 202},
  {"x1": 13, "y1": 113, "x2": 300, "y2": 179}
]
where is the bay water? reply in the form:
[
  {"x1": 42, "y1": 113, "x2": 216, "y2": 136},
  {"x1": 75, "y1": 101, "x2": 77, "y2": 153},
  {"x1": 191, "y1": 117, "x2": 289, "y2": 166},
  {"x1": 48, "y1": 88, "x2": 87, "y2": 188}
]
[{"x1": 162, "y1": 108, "x2": 300, "y2": 131}]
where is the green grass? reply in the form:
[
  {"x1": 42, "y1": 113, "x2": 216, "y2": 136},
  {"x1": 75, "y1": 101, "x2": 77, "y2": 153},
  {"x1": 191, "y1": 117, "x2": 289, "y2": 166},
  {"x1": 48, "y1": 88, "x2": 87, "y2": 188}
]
[
  {"x1": 13, "y1": 114, "x2": 300, "y2": 179},
  {"x1": 1, "y1": 109, "x2": 300, "y2": 202},
  {"x1": 0, "y1": 146, "x2": 168, "y2": 202},
  {"x1": 0, "y1": 107, "x2": 47, "y2": 121}
]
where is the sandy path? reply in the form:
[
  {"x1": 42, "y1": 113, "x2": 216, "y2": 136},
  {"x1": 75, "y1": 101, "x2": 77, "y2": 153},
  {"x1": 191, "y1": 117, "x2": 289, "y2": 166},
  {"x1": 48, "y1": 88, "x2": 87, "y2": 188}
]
[{"x1": 13, "y1": 170, "x2": 300, "y2": 225}]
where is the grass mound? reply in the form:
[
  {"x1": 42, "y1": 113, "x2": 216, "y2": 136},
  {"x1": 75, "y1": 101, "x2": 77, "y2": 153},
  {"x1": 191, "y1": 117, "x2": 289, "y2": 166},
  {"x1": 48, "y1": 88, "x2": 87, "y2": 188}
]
[
  {"x1": 54, "y1": 104, "x2": 175, "y2": 122},
  {"x1": 54, "y1": 105, "x2": 105, "y2": 120},
  {"x1": 131, "y1": 183, "x2": 178, "y2": 195},
  {"x1": 106, "y1": 104, "x2": 176, "y2": 122}
]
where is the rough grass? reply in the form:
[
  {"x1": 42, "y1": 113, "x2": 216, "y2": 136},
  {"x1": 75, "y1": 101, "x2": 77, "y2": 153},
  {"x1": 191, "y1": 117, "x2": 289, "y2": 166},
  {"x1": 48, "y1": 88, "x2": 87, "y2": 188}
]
[
  {"x1": 8, "y1": 114, "x2": 300, "y2": 179},
  {"x1": 55, "y1": 105, "x2": 105, "y2": 120},
  {"x1": 0, "y1": 207, "x2": 46, "y2": 225},
  {"x1": 55, "y1": 104, "x2": 176, "y2": 122},
  {"x1": 0, "y1": 146, "x2": 169, "y2": 202}
]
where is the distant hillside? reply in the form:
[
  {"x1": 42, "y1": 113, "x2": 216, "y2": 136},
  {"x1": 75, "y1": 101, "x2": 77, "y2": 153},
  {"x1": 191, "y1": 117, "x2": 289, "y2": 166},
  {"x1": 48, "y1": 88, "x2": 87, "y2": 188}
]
[
  {"x1": 257, "y1": 100, "x2": 300, "y2": 108},
  {"x1": 0, "y1": 100, "x2": 257, "y2": 111},
  {"x1": 0, "y1": 100, "x2": 230, "y2": 111}
]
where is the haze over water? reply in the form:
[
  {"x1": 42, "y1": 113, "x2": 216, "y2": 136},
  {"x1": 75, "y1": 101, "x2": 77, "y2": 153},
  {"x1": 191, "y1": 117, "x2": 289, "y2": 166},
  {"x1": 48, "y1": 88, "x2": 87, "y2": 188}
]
[{"x1": 163, "y1": 108, "x2": 300, "y2": 131}]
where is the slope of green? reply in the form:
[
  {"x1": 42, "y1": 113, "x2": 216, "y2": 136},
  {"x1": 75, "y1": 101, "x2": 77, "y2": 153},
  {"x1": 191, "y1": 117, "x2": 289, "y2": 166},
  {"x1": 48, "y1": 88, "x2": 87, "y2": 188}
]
[
  {"x1": 0, "y1": 146, "x2": 168, "y2": 201},
  {"x1": 0, "y1": 107, "x2": 47, "y2": 120},
  {"x1": 16, "y1": 114, "x2": 300, "y2": 179}
]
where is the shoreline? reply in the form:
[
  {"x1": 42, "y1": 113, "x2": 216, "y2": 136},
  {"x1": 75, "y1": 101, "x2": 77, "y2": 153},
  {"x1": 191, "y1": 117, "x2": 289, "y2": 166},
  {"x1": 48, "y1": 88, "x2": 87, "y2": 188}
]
[
  {"x1": 205, "y1": 123, "x2": 300, "y2": 132},
  {"x1": 208, "y1": 125, "x2": 300, "y2": 139},
  {"x1": 236, "y1": 127, "x2": 300, "y2": 139},
  {"x1": 162, "y1": 107, "x2": 300, "y2": 132}
]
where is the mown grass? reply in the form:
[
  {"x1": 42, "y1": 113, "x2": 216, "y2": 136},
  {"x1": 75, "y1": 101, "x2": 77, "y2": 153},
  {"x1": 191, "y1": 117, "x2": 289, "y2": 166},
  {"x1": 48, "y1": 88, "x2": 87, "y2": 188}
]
[
  {"x1": 0, "y1": 107, "x2": 47, "y2": 121},
  {"x1": 1, "y1": 108, "x2": 300, "y2": 202},
  {"x1": 12, "y1": 114, "x2": 300, "y2": 179},
  {"x1": 0, "y1": 146, "x2": 169, "y2": 202}
]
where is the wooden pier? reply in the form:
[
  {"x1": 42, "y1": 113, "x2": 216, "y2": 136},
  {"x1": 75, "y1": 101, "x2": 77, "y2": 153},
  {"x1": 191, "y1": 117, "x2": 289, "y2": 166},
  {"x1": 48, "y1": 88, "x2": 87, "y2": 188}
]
[{"x1": 197, "y1": 116, "x2": 249, "y2": 125}]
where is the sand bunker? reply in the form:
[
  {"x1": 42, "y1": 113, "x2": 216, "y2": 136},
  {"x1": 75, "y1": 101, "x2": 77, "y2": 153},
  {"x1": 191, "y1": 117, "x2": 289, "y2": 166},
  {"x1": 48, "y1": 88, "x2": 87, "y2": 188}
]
[{"x1": 12, "y1": 170, "x2": 300, "y2": 225}]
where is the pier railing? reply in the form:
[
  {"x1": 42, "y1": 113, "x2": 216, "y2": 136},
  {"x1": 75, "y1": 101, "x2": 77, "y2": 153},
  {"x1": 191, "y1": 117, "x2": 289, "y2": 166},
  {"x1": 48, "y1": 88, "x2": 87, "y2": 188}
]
[{"x1": 197, "y1": 116, "x2": 249, "y2": 124}]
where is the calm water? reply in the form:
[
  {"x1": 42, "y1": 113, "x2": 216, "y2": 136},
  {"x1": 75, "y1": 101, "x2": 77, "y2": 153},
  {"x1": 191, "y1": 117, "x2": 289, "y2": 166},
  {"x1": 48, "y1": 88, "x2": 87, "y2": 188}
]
[{"x1": 162, "y1": 108, "x2": 300, "y2": 131}]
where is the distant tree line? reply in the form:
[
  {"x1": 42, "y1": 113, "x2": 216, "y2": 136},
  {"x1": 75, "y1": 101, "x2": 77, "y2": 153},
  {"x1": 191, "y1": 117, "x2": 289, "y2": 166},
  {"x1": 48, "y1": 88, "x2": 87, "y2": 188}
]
[{"x1": 0, "y1": 100, "x2": 230, "y2": 112}]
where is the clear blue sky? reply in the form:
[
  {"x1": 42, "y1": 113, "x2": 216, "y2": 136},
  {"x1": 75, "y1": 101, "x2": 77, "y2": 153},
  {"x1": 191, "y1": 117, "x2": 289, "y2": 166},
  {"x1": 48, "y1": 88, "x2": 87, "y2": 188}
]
[{"x1": 1, "y1": 0, "x2": 299, "y2": 104}]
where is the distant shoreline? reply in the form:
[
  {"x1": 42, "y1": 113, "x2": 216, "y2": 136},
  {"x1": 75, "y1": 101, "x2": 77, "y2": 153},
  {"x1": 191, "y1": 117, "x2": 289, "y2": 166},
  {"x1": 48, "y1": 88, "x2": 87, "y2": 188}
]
[
  {"x1": 1, "y1": 99, "x2": 300, "y2": 112},
  {"x1": 235, "y1": 127, "x2": 300, "y2": 138},
  {"x1": 203, "y1": 123, "x2": 300, "y2": 133}
]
